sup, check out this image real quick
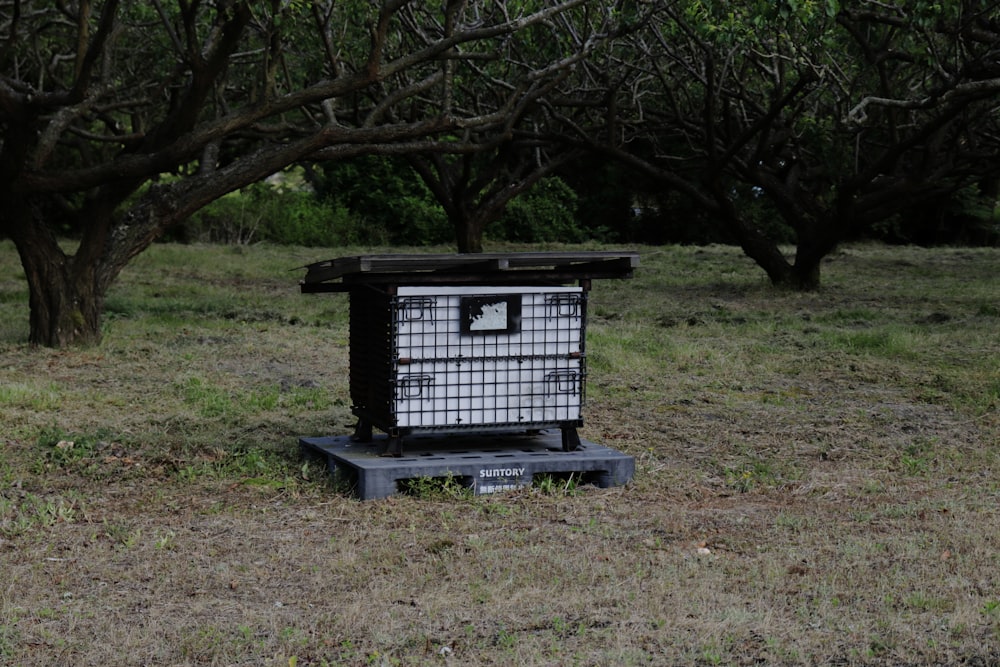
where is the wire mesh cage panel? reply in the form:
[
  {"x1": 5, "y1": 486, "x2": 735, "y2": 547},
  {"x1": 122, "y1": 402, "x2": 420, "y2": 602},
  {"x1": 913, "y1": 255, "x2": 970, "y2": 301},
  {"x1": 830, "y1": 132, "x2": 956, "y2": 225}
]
[
  {"x1": 394, "y1": 286, "x2": 584, "y2": 361},
  {"x1": 394, "y1": 357, "x2": 585, "y2": 428},
  {"x1": 350, "y1": 285, "x2": 586, "y2": 436}
]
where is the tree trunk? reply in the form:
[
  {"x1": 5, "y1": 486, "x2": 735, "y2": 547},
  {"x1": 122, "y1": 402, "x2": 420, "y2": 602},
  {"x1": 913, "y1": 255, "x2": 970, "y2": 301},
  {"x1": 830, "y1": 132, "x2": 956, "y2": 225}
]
[
  {"x1": 738, "y1": 244, "x2": 821, "y2": 291},
  {"x1": 15, "y1": 238, "x2": 105, "y2": 347},
  {"x1": 787, "y1": 217, "x2": 845, "y2": 291},
  {"x1": 720, "y1": 193, "x2": 829, "y2": 291},
  {"x1": 725, "y1": 212, "x2": 822, "y2": 290},
  {"x1": 450, "y1": 204, "x2": 488, "y2": 253},
  {"x1": 4, "y1": 189, "x2": 121, "y2": 347},
  {"x1": 787, "y1": 260, "x2": 821, "y2": 291}
]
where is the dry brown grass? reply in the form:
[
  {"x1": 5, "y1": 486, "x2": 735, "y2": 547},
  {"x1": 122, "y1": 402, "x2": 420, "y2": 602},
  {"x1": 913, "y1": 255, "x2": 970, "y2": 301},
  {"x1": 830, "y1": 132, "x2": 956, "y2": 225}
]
[{"x1": 1, "y1": 241, "x2": 998, "y2": 666}]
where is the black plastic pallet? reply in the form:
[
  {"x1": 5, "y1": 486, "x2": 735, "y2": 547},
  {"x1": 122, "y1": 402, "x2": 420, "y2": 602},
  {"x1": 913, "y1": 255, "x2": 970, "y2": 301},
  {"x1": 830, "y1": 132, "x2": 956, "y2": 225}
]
[{"x1": 299, "y1": 430, "x2": 634, "y2": 500}]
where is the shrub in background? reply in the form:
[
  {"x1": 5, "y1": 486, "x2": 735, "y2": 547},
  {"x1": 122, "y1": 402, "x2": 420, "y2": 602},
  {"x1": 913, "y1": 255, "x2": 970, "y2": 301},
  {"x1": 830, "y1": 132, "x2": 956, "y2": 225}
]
[
  {"x1": 179, "y1": 183, "x2": 332, "y2": 246},
  {"x1": 309, "y1": 156, "x2": 452, "y2": 246},
  {"x1": 488, "y1": 177, "x2": 589, "y2": 244}
]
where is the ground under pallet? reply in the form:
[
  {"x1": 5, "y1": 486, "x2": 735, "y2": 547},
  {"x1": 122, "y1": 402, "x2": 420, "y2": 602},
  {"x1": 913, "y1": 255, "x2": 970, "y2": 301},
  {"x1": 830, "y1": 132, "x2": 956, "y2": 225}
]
[{"x1": 299, "y1": 430, "x2": 635, "y2": 500}]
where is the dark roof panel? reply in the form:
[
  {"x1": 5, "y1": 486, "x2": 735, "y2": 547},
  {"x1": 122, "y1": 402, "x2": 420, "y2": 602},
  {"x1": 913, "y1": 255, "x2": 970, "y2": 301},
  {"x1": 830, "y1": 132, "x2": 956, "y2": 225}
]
[{"x1": 300, "y1": 251, "x2": 639, "y2": 292}]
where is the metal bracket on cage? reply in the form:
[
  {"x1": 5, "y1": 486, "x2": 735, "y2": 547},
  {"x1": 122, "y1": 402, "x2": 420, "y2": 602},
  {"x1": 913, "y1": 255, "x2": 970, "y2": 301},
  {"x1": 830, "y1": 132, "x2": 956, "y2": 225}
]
[
  {"x1": 379, "y1": 435, "x2": 404, "y2": 458},
  {"x1": 352, "y1": 418, "x2": 373, "y2": 443},
  {"x1": 396, "y1": 296, "x2": 437, "y2": 323},
  {"x1": 561, "y1": 426, "x2": 582, "y2": 452},
  {"x1": 396, "y1": 374, "x2": 434, "y2": 400},
  {"x1": 545, "y1": 370, "x2": 580, "y2": 396},
  {"x1": 545, "y1": 293, "x2": 583, "y2": 319}
]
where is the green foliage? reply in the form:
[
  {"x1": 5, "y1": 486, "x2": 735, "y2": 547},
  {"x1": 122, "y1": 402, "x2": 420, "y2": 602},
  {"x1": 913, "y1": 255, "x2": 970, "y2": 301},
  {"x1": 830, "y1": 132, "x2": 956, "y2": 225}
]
[
  {"x1": 489, "y1": 177, "x2": 587, "y2": 243},
  {"x1": 260, "y1": 196, "x2": 352, "y2": 248},
  {"x1": 169, "y1": 157, "x2": 997, "y2": 251},
  {"x1": 558, "y1": 159, "x2": 632, "y2": 242},
  {"x1": 867, "y1": 183, "x2": 1000, "y2": 246},
  {"x1": 311, "y1": 156, "x2": 451, "y2": 246},
  {"x1": 181, "y1": 164, "x2": 626, "y2": 249},
  {"x1": 179, "y1": 182, "x2": 347, "y2": 247},
  {"x1": 680, "y1": 0, "x2": 834, "y2": 46}
]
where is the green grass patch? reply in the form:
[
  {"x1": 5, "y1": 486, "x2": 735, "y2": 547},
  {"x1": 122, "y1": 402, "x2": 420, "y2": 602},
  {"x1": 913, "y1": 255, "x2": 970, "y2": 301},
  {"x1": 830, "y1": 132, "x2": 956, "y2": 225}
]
[
  {"x1": 977, "y1": 302, "x2": 1000, "y2": 317},
  {"x1": 0, "y1": 382, "x2": 61, "y2": 411},
  {"x1": 397, "y1": 473, "x2": 474, "y2": 500},
  {"x1": 823, "y1": 328, "x2": 918, "y2": 358},
  {"x1": 0, "y1": 623, "x2": 21, "y2": 660},
  {"x1": 177, "y1": 376, "x2": 333, "y2": 419},
  {"x1": 0, "y1": 490, "x2": 80, "y2": 538},
  {"x1": 36, "y1": 426, "x2": 117, "y2": 468},
  {"x1": 173, "y1": 445, "x2": 311, "y2": 490}
]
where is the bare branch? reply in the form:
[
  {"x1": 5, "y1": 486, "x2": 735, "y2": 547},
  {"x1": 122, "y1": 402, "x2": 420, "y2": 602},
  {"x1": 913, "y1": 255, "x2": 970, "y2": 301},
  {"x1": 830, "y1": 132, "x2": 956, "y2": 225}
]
[{"x1": 847, "y1": 77, "x2": 1000, "y2": 123}]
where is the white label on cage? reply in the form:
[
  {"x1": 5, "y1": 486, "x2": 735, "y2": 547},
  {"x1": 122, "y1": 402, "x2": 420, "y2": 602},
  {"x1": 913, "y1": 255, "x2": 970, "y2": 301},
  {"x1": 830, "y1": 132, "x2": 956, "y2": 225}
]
[
  {"x1": 471, "y1": 302, "x2": 506, "y2": 330},
  {"x1": 461, "y1": 295, "x2": 521, "y2": 335}
]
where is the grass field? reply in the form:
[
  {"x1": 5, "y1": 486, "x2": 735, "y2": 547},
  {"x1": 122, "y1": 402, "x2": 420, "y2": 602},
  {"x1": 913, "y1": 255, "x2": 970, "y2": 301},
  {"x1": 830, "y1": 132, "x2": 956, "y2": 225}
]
[{"x1": 1, "y1": 240, "x2": 998, "y2": 666}]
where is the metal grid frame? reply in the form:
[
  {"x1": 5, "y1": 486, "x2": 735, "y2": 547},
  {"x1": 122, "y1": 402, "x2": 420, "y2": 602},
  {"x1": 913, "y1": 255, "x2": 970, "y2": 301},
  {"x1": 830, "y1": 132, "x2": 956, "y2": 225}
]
[
  {"x1": 349, "y1": 285, "x2": 587, "y2": 437},
  {"x1": 392, "y1": 357, "x2": 586, "y2": 428},
  {"x1": 392, "y1": 286, "x2": 586, "y2": 430}
]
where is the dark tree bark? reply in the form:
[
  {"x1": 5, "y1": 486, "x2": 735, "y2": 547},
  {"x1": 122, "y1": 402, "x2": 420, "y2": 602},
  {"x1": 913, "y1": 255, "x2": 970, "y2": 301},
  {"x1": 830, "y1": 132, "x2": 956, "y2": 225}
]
[{"x1": 10, "y1": 215, "x2": 104, "y2": 347}]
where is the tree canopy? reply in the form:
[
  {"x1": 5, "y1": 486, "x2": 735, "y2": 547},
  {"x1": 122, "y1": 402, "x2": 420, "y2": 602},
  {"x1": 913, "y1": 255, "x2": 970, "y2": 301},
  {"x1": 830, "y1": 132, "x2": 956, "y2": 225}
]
[
  {"x1": 547, "y1": 0, "x2": 1000, "y2": 287},
  {"x1": 0, "y1": 0, "x2": 613, "y2": 346},
  {"x1": 2, "y1": 0, "x2": 999, "y2": 347}
]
